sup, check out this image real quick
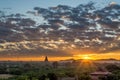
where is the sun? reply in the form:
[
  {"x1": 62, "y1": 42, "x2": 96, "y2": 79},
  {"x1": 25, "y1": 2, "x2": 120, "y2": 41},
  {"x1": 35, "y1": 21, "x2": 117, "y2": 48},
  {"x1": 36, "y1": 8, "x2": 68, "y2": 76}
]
[
  {"x1": 74, "y1": 54, "x2": 94, "y2": 60},
  {"x1": 82, "y1": 55, "x2": 91, "y2": 60}
]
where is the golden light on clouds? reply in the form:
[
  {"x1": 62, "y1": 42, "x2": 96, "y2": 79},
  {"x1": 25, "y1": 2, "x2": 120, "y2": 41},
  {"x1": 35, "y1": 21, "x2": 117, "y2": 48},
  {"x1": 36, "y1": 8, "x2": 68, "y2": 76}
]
[
  {"x1": 0, "y1": 56, "x2": 72, "y2": 61},
  {"x1": 82, "y1": 55, "x2": 92, "y2": 60},
  {"x1": 0, "y1": 51, "x2": 120, "y2": 61},
  {"x1": 74, "y1": 52, "x2": 120, "y2": 60}
]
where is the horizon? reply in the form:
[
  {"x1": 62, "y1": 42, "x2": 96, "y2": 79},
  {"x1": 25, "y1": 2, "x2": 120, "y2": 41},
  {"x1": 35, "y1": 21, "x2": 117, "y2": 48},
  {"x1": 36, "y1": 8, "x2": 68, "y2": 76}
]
[{"x1": 0, "y1": 55, "x2": 120, "y2": 61}]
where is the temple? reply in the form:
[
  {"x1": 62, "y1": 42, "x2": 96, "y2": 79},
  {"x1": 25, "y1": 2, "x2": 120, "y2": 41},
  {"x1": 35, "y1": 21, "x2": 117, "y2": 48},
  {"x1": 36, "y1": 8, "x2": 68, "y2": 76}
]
[{"x1": 44, "y1": 56, "x2": 48, "y2": 62}]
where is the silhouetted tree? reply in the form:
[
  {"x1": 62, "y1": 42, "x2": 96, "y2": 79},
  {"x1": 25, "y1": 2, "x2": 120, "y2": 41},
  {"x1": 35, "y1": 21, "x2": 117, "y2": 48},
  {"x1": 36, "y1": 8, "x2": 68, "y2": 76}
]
[
  {"x1": 52, "y1": 61, "x2": 58, "y2": 68},
  {"x1": 38, "y1": 75, "x2": 46, "y2": 80},
  {"x1": 47, "y1": 73, "x2": 58, "y2": 80},
  {"x1": 106, "y1": 64, "x2": 120, "y2": 72},
  {"x1": 99, "y1": 75, "x2": 117, "y2": 80}
]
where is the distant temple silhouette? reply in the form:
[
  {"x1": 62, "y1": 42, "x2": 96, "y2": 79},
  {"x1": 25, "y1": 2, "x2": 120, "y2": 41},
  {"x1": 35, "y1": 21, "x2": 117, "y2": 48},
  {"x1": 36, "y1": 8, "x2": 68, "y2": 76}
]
[
  {"x1": 43, "y1": 56, "x2": 52, "y2": 67},
  {"x1": 44, "y1": 56, "x2": 48, "y2": 62}
]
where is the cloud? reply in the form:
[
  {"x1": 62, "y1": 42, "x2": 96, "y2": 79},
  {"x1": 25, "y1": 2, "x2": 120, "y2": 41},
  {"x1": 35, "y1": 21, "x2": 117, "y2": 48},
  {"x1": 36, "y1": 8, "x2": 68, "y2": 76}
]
[{"x1": 100, "y1": 45, "x2": 120, "y2": 53}]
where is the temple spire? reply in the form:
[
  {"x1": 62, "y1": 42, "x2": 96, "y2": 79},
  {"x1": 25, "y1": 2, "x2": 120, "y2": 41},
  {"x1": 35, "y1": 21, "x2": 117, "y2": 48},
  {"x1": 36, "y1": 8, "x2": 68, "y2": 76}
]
[{"x1": 44, "y1": 56, "x2": 48, "y2": 62}]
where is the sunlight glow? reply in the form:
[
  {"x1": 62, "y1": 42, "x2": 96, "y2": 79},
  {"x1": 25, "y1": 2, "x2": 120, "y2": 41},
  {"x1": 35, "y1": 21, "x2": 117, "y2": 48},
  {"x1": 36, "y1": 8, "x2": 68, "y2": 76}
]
[{"x1": 82, "y1": 55, "x2": 91, "y2": 60}]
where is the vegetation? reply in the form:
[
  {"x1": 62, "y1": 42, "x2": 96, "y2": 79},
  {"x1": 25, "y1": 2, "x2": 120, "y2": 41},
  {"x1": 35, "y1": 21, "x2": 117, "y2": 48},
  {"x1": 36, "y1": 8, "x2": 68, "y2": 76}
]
[
  {"x1": 0, "y1": 62, "x2": 120, "y2": 80},
  {"x1": 0, "y1": 61, "x2": 94, "y2": 80},
  {"x1": 99, "y1": 64, "x2": 120, "y2": 80}
]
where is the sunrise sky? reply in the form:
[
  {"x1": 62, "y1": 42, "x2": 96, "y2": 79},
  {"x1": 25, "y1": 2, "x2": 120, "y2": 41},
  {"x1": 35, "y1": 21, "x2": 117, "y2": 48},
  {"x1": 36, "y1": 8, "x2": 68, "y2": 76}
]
[{"x1": 0, "y1": 0, "x2": 120, "y2": 61}]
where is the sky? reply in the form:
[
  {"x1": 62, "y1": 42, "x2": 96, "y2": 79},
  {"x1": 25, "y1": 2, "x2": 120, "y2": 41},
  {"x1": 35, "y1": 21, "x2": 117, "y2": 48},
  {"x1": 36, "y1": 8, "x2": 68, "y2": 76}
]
[
  {"x1": 0, "y1": 0, "x2": 120, "y2": 61},
  {"x1": 0, "y1": 0, "x2": 120, "y2": 13}
]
